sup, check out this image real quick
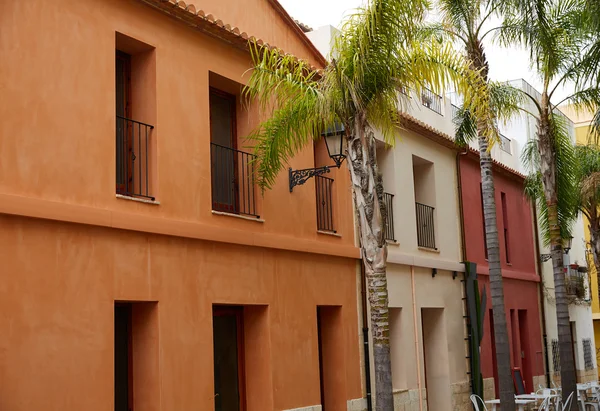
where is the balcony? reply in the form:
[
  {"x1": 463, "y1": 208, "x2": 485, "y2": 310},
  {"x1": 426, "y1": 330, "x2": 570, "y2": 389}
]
[
  {"x1": 564, "y1": 266, "x2": 588, "y2": 300},
  {"x1": 416, "y1": 202, "x2": 436, "y2": 249},
  {"x1": 421, "y1": 88, "x2": 443, "y2": 115},
  {"x1": 383, "y1": 192, "x2": 395, "y2": 241},
  {"x1": 210, "y1": 143, "x2": 259, "y2": 218},
  {"x1": 116, "y1": 116, "x2": 154, "y2": 200},
  {"x1": 315, "y1": 175, "x2": 335, "y2": 233}
]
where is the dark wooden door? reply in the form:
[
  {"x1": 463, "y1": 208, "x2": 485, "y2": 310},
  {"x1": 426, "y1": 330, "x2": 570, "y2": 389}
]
[{"x1": 213, "y1": 306, "x2": 245, "y2": 411}]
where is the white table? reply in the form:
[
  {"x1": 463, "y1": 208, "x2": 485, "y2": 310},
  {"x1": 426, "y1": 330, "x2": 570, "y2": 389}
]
[
  {"x1": 486, "y1": 398, "x2": 537, "y2": 411},
  {"x1": 516, "y1": 393, "x2": 558, "y2": 400}
]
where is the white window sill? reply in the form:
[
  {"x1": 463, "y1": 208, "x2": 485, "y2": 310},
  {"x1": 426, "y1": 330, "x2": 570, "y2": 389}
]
[
  {"x1": 116, "y1": 194, "x2": 160, "y2": 205},
  {"x1": 317, "y1": 230, "x2": 341, "y2": 238},
  {"x1": 211, "y1": 210, "x2": 264, "y2": 223},
  {"x1": 418, "y1": 246, "x2": 440, "y2": 254},
  {"x1": 387, "y1": 240, "x2": 399, "y2": 246}
]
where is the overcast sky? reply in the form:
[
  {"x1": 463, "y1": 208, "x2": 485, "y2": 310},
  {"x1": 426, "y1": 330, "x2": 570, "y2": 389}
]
[{"x1": 278, "y1": 0, "x2": 573, "y2": 103}]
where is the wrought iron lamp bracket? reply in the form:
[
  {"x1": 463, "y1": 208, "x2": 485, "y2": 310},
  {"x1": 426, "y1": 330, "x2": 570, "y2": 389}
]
[{"x1": 289, "y1": 166, "x2": 335, "y2": 192}]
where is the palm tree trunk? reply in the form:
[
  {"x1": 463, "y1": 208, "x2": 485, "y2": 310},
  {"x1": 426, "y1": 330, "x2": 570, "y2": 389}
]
[
  {"x1": 346, "y1": 112, "x2": 392, "y2": 411},
  {"x1": 537, "y1": 97, "x2": 577, "y2": 409},
  {"x1": 478, "y1": 133, "x2": 515, "y2": 410},
  {"x1": 469, "y1": 40, "x2": 515, "y2": 411}
]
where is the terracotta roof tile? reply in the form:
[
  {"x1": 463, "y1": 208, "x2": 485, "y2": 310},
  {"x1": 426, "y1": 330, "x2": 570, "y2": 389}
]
[{"x1": 136, "y1": 0, "x2": 326, "y2": 68}]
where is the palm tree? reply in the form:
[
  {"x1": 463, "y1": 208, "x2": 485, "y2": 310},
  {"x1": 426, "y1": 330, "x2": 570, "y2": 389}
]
[
  {"x1": 503, "y1": 0, "x2": 600, "y2": 406},
  {"x1": 243, "y1": 1, "x2": 488, "y2": 409},
  {"x1": 428, "y1": 1, "x2": 523, "y2": 408}
]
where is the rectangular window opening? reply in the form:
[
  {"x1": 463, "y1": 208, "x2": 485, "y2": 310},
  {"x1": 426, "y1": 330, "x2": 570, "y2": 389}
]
[
  {"x1": 115, "y1": 33, "x2": 156, "y2": 200},
  {"x1": 413, "y1": 155, "x2": 436, "y2": 249},
  {"x1": 501, "y1": 192, "x2": 510, "y2": 263},
  {"x1": 209, "y1": 72, "x2": 259, "y2": 218}
]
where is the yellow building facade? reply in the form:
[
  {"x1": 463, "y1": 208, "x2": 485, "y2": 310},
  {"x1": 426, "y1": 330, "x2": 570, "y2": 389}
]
[{"x1": 563, "y1": 105, "x2": 600, "y2": 377}]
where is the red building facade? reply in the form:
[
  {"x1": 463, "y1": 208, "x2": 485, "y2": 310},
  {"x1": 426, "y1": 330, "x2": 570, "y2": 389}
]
[{"x1": 460, "y1": 154, "x2": 545, "y2": 396}]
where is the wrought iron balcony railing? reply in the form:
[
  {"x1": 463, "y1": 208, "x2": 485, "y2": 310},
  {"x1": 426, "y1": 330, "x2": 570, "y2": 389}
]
[
  {"x1": 421, "y1": 88, "x2": 443, "y2": 115},
  {"x1": 416, "y1": 202, "x2": 436, "y2": 249},
  {"x1": 383, "y1": 192, "x2": 395, "y2": 241},
  {"x1": 116, "y1": 116, "x2": 154, "y2": 200},
  {"x1": 316, "y1": 175, "x2": 335, "y2": 232},
  {"x1": 210, "y1": 143, "x2": 259, "y2": 218},
  {"x1": 564, "y1": 267, "x2": 587, "y2": 299}
]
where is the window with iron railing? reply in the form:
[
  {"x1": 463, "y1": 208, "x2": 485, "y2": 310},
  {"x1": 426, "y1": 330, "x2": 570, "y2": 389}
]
[
  {"x1": 500, "y1": 134, "x2": 512, "y2": 154},
  {"x1": 316, "y1": 175, "x2": 335, "y2": 233},
  {"x1": 421, "y1": 88, "x2": 443, "y2": 115},
  {"x1": 209, "y1": 88, "x2": 259, "y2": 218},
  {"x1": 416, "y1": 202, "x2": 436, "y2": 249},
  {"x1": 115, "y1": 49, "x2": 155, "y2": 200},
  {"x1": 583, "y1": 338, "x2": 594, "y2": 370},
  {"x1": 564, "y1": 267, "x2": 586, "y2": 299},
  {"x1": 451, "y1": 104, "x2": 460, "y2": 121},
  {"x1": 383, "y1": 192, "x2": 395, "y2": 241}
]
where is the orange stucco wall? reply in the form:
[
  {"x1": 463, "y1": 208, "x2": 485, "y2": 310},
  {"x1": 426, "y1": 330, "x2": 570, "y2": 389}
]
[
  {"x1": 0, "y1": 0, "x2": 362, "y2": 410},
  {"x1": 0, "y1": 0, "x2": 356, "y2": 252}
]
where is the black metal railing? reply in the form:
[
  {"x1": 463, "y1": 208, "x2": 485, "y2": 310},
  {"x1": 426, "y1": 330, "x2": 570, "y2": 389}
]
[
  {"x1": 416, "y1": 202, "x2": 436, "y2": 249},
  {"x1": 316, "y1": 175, "x2": 335, "y2": 232},
  {"x1": 116, "y1": 116, "x2": 154, "y2": 200},
  {"x1": 421, "y1": 88, "x2": 443, "y2": 115},
  {"x1": 384, "y1": 192, "x2": 395, "y2": 241},
  {"x1": 500, "y1": 134, "x2": 512, "y2": 154},
  {"x1": 583, "y1": 338, "x2": 594, "y2": 370},
  {"x1": 564, "y1": 267, "x2": 586, "y2": 299},
  {"x1": 210, "y1": 143, "x2": 259, "y2": 218},
  {"x1": 451, "y1": 104, "x2": 460, "y2": 121}
]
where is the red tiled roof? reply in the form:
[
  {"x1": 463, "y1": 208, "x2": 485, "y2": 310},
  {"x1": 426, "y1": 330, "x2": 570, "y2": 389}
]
[{"x1": 136, "y1": 0, "x2": 327, "y2": 68}]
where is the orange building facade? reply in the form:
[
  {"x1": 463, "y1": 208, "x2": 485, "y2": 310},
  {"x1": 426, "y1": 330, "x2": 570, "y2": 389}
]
[{"x1": 0, "y1": 1, "x2": 364, "y2": 411}]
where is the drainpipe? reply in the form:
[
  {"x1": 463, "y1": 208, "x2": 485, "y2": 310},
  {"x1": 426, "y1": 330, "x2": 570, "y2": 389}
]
[
  {"x1": 360, "y1": 261, "x2": 373, "y2": 411},
  {"x1": 410, "y1": 264, "x2": 424, "y2": 411},
  {"x1": 533, "y1": 204, "x2": 552, "y2": 387}
]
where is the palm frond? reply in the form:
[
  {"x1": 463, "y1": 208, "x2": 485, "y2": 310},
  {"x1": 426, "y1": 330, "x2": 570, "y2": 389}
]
[{"x1": 454, "y1": 106, "x2": 477, "y2": 147}]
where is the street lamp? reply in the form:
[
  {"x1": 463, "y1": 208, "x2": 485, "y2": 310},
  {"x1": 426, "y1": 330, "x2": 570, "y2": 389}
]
[
  {"x1": 540, "y1": 236, "x2": 575, "y2": 261},
  {"x1": 289, "y1": 122, "x2": 347, "y2": 192},
  {"x1": 563, "y1": 236, "x2": 573, "y2": 254}
]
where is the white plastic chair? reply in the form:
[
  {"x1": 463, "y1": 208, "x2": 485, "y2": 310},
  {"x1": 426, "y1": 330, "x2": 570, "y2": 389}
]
[
  {"x1": 583, "y1": 386, "x2": 600, "y2": 411},
  {"x1": 562, "y1": 391, "x2": 575, "y2": 411},
  {"x1": 470, "y1": 394, "x2": 488, "y2": 411},
  {"x1": 538, "y1": 396, "x2": 552, "y2": 411}
]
